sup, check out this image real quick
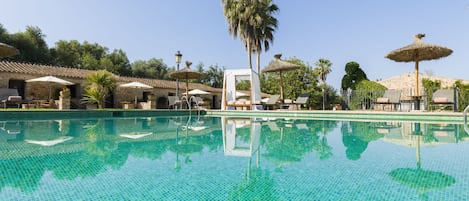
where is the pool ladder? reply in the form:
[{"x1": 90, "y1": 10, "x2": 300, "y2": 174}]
[
  {"x1": 180, "y1": 96, "x2": 202, "y2": 116},
  {"x1": 464, "y1": 105, "x2": 469, "y2": 134}
]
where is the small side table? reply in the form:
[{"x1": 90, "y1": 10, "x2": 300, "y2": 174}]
[{"x1": 122, "y1": 102, "x2": 134, "y2": 109}]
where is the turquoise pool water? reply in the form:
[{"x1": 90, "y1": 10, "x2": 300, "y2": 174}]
[{"x1": 0, "y1": 116, "x2": 468, "y2": 200}]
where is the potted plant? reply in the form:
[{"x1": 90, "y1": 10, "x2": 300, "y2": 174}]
[{"x1": 81, "y1": 70, "x2": 116, "y2": 109}]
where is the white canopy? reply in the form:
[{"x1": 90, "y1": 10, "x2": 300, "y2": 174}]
[
  {"x1": 119, "y1": 81, "x2": 152, "y2": 89},
  {"x1": 26, "y1": 75, "x2": 74, "y2": 85},
  {"x1": 221, "y1": 69, "x2": 263, "y2": 110},
  {"x1": 26, "y1": 76, "x2": 74, "y2": 100},
  {"x1": 188, "y1": 89, "x2": 210, "y2": 95},
  {"x1": 119, "y1": 81, "x2": 153, "y2": 106}
]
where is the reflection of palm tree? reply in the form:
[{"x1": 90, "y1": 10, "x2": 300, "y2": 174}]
[
  {"x1": 389, "y1": 124, "x2": 455, "y2": 199},
  {"x1": 229, "y1": 151, "x2": 277, "y2": 200},
  {"x1": 298, "y1": 120, "x2": 336, "y2": 160},
  {"x1": 84, "y1": 120, "x2": 117, "y2": 157}
]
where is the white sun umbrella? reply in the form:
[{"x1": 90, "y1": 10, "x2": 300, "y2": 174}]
[
  {"x1": 188, "y1": 89, "x2": 210, "y2": 95},
  {"x1": 25, "y1": 76, "x2": 74, "y2": 100},
  {"x1": 119, "y1": 81, "x2": 153, "y2": 106}
]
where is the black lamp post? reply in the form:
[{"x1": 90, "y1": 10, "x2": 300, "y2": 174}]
[{"x1": 175, "y1": 51, "x2": 182, "y2": 96}]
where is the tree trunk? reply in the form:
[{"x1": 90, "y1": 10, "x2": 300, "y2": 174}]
[
  {"x1": 247, "y1": 39, "x2": 253, "y2": 69},
  {"x1": 256, "y1": 51, "x2": 261, "y2": 73}
]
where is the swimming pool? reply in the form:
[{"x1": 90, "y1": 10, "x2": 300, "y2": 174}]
[{"x1": 0, "y1": 115, "x2": 468, "y2": 200}]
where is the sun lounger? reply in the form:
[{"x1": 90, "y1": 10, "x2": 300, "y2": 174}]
[
  {"x1": 264, "y1": 94, "x2": 280, "y2": 110},
  {"x1": 0, "y1": 88, "x2": 22, "y2": 109},
  {"x1": 373, "y1": 90, "x2": 401, "y2": 111},
  {"x1": 285, "y1": 93, "x2": 310, "y2": 110},
  {"x1": 429, "y1": 89, "x2": 456, "y2": 111}
]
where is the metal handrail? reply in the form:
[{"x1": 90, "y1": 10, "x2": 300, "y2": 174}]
[
  {"x1": 189, "y1": 96, "x2": 201, "y2": 116},
  {"x1": 180, "y1": 96, "x2": 191, "y2": 110},
  {"x1": 464, "y1": 105, "x2": 469, "y2": 134},
  {"x1": 464, "y1": 105, "x2": 469, "y2": 124}
]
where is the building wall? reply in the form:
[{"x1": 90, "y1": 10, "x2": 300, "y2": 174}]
[{"x1": 0, "y1": 72, "x2": 222, "y2": 109}]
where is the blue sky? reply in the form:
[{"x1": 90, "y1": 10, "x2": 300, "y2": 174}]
[{"x1": 1, "y1": 0, "x2": 469, "y2": 90}]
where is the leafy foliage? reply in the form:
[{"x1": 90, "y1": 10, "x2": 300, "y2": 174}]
[
  {"x1": 131, "y1": 58, "x2": 169, "y2": 79},
  {"x1": 222, "y1": 0, "x2": 279, "y2": 70},
  {"x1": 82, "y1": 70, "x2": 116, "y2": 109},
  {"x1": 260, "y1": 57, "x2": 339, "y2": 109},
  {"x1": 341, "y1": 61, "x2": 368, "y2": 90},
  {"x1": 314, "y1": 58, "x2": 332, "y2": 110}
]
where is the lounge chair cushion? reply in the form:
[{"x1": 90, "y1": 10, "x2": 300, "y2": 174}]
[
  {"x1": 7, "y1": 96, "x2": 22, "y2": 101},
  {"x1": 433, "y1": 97, "x2": 449, "y2": 103},
  {"x1": 376, "y1": 97, "x2": 389, "y2": 103}
]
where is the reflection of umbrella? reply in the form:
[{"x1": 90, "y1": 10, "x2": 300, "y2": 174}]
[
  {"x1": 0, "y1": 43, "x2": 19, "y2": 58},
  {"x1": 119, "y1": 132, "x2": 153, "y2": 139},
  {"x1": 119, "y1": 81, "x2": 153, "y2": 106},
  {"x1": 388, "y1": 127, "x2": 455, "y2": 199},
  {"x1": 188, "y1": 89, "x2": 210, "y2": 95},
  {"x1": 25, "y1": 76, "x2": 74, "y2": 100},
  {"x1": 262, "y1": 54, "x2": 300, "y2": 102},
  {"x1": 25, "y1": 136, "x2": 73, "y2": 146},
  {"x1": 169, "y1": 61, "x2": 202, "y2": 97},
  {"x1": 386, "y1": 34, "x2": 452, "y2": 97}
]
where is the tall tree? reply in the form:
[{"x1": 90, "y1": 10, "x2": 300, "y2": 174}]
[
  {"x1": 223, "y1": 0, "x2": 277, "y2": 70},
  {"x1": 52, "y1": 40, "x2": 82, "y2": 67},
  {"x1": 204, "y1": 64, "x2": 225, "y2": 88},
  {"x1": 131, "y1": 58, "x2": 169, "y2": 79},
  {"x1": 104, "y1": 49, "x2": 132, "y2": 76},
  {"x1": 8, "y1": 26, "x2": 51, "y2": 64},
  {"x1": 261, "y1": 57, "x2": 324, "y2": 109},
  {"x1": 252, "y1": 0, "x2": 278, "y2": 73},
  {"x1": 341, "y1": 61, "x2": 368, "y2": 90},
  {"x1": 314, "y1": 58, "x2": 332, "y2": 110}
]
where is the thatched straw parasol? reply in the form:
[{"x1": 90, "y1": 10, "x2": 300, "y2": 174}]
[
  {"x1": 169, "y1": 61, "x2": 202, "y2": 97},
  {"x1": 0, "y1": 43, "x2": 19, "y2": 58},
  {"x1": 262, "y1": 54, "x2": 301, "y2": 102},
  {"x1": 386, "y1": 34, "x2": 452, "y2": 97}
]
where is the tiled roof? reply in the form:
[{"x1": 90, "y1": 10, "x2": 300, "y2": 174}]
[
  {"x1": 0, "y1": 61, "x2": 222, "y2": 92},
  {"x1": 0, "y1": 61, "x2": 94, "y2": 78}
]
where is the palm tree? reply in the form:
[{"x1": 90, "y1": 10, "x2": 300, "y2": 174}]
[
  {"x1": 82, "y1": 70, "x2": 116, "y2": 109},
  {"x1": 222, "y1": 0, "x2": 278, "y2": 71},
  {"x1": 314, "y1": 59, "x2": 332, "y2": 110},
  {"x1": 252, "y1": 0, "x2": 278, "y2": 73}
]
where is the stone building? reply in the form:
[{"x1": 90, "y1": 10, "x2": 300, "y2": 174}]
[{"x1": 0, "y1": 61, "x2": 222, "y2": 109}]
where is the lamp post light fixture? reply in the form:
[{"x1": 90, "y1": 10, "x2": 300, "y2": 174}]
[{"x1": 175, "y1": 51, "x2": 182, "y2": 96}]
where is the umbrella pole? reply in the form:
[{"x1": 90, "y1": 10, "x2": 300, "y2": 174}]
[
  {"x1": 415, "y1": 60, "x2": 419, "y2": 96},
  {"x1": 134, "y1": 95, "x2": 138, "y2": 107},
  {"x1": 279, "y1": 71, "x2": 284, "y2": 103},
  {"x1": 186, "y1": 80, "x2": 189, "y2": 98},
  {"x1": 48, "y1": 86, "x2": 52, "y2": 101},
  {"x1": 416, "y1": 135, "x2": 421, "y2": 169}
]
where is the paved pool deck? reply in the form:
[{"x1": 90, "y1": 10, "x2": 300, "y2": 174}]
[{"x1": 0, "y1": 109, "x2": 465, "y2": 123}]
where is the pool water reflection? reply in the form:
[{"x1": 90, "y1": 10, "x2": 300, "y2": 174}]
[{"x1": 0, "y1": 116, "x2": 468, "y2": 200}]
